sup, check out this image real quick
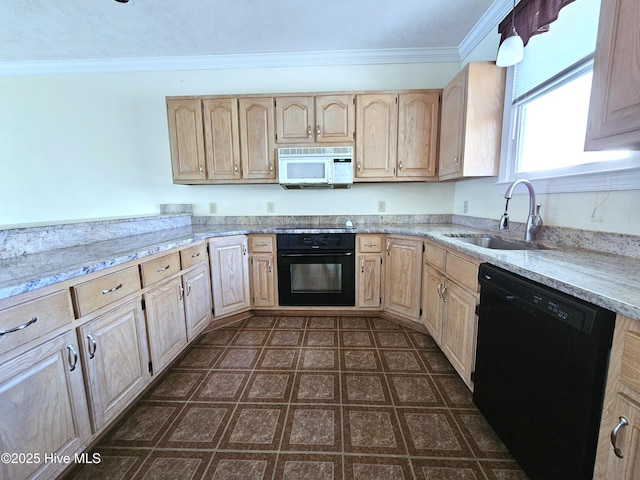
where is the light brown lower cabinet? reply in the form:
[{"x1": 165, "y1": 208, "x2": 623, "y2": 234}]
[
  {"x1": 384, "y1": 236, "x2": 423, "y2": 321},
  {"x1": 0, "y1": 330, "x2": 91, "y2": 480},
  {"x1": 143, "y1": 277, "x2": 188, "y2": 374},
  {"x1": 594, "y1": 314, "x2": 640, "y2": 479},
  {"x1": 78, "y1": 298, "x2": 150, "y2": 431},
  {"x1": 209, "y1": 235, "x2": 251, "y2": 317},
  {"x1": 422, "y1": 241, "x2": 480, "y2": 389},
  {"x1": 356, "y1": 234, "x2": 384, "y2": 310},
  {"x1": 182, "y1": 262, "x2": 213, "y2": 339}
]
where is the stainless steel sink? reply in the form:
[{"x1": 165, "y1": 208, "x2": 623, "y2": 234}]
[{"x1": 445, "y1": 234, "x2": 542, "y2": 251}]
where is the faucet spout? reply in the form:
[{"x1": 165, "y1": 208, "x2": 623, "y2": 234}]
[{"x1": 500, "y1": 179, "x2": 543, "y2": 241}]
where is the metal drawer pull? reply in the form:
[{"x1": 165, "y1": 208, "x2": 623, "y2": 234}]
[
  {"x1": 363, "y1": 243, "x2": 378, "y2": 247},
  {"x1": 437, "y1": 283, "x2": 443, "y2": 299},
  {"x1": 67, "y1": 344, "x2": 78, "y2": 371},
  {"x1": 156, "y1": 264, "x2": 171, "y2": 272},
  {"x1": 0, "y1": 316, "x2": 38, "y2": 336},
  {"x1": 102, "y1": 283, "x2": 123, "y2": 295},
  {"x1": 87, "y1": 334, "x2": 97, "y2": 359},
  {"x1": 186, "y1": 282, "x2": 192, "y2": 297},
  {"x1": 191, "y1": 252, "x2": 200, "y2": 259},
  {"x1": 441, "y1": 285, "x2": 448, "y2": 302},
  {"x1": 611, "y1": 416, "x2": 629, "y2": 458},
  {"x1": 255, "y1": 243, "x2": 269, "y2": 247},
  {"x1": 178, "y1": 285, "x2": 184, "y2": 300}
]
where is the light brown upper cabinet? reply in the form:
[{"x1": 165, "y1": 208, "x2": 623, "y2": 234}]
[
  {"x1": 585, "y1": 0, "x2": 640, "y2": 150},
  {"x1": 167, "y1": 96, "x2": 276, "y2": 184},
  {"x1": 275, "y1": 94, "x2": 355, "y2": 144},
  {"x1": 438, "y1": 62, "x2": 505, "y2": 181},
  {"x1": 167, "y1": 98, "x2": 207, "y2": 182},
  {"x1": 355, "y1": 91, "x2": 440, "y2": 181}
]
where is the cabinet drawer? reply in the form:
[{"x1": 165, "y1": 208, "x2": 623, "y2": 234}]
[
  {"x1": 73, "y1": 267, "x2": 141, "y2": 317},
  {"x1": 358, "y1": 234, "x2": 383, "y2": 253},
  {"x1": 0, "y1": 290, "x2": 74, "y2": 353},
  {"x1": 424, "y1": 242, "x2": 446, "y2": 271},
  {"x1": 445, "y1": 253, "x2": 479, "y2": 292},
  {"x1": 180, "y1": 243, "x2": 207, "y2": 269},
  {"x1": 140, "y1": 252, "x2": 180, "y2": 286},
  {"x1": 250, "y1": 235, "x2": 274, "y2": 253}
]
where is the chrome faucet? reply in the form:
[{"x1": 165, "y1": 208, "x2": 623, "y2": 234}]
[{"x1": 499, "y1": 179, "x2": 543, "y2": 241}]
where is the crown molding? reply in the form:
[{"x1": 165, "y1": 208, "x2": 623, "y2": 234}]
[
  {"x1": 458, "y1": 0, "x2": 511, "y2": 60},
  {"x1": 0, "y1": 47, "x2": 462, "y2": 76}
]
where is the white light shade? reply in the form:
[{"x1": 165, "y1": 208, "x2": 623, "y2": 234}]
[{"x1": 496, "y1": 27, "x2": 524, "y2": 67}]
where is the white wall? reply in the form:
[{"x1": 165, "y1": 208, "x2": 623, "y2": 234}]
[{"x1": 0, "y1": 63, "x2": 459, "y2": 227}]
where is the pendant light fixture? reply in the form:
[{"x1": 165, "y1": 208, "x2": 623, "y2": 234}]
[{"x1": 496, "y1": 0, "x2": 524, "y2": 67}]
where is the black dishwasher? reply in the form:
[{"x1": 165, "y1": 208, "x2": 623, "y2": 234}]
[{"x1": 473, "y1": 264, "x2": 615, "y2": 480}]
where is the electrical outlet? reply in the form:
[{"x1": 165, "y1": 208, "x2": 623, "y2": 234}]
[
  {"x1": 209, "y1": 202, "x2": 217, "y2": 214},
  {"x1": 463, "y1": 200, "x2": 469, "y2": 213},
  {"x1": 267, "y1": 201, "x2": 275, "y2": 213},
  {"x1": 378, "y1": 200, "x2": 386, "y2": 212}
]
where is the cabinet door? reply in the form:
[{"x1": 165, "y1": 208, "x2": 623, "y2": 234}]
[
  {"x1": 315, "y1": 94, "x2": 355, "y2": 143},
  {"x1": 203, "y1": 97, "x2": 241, "y2": 180},
  {"x1": 439, "y1": 69, "x2": 466, "y2": 179},
  {"x1": 355, "y1": 94, "x2": 398, "y2": 179},
  {"x1": 79, "y1": 299, "x2": 150, "y2": 431},
  {"x1": 183, "y1": 263, "x2": 213, "y2": 340},
  {"x1": 585, "y1": 0, "x2": 640, "y2": 150},
  {"x1": 238, "y1": 97, "x2": 276, "y2": 180},
  {"x1": 357, "y1": 254, "x2": 382, "y2": 309},
  {"x1": 275, "y1": 96, "x2": 314, "y2": 144},
  {"x1": 0, "y1": 331, "x2": 91, "y2": 480},
  {"x1": 422, "y1": 265, "x2": 444, "y2": 343},
  {"x1": 384, "y1": 237, "x2": 422, "y2": 320},
  {"x1": 599, "y1": 393, "x2": 640, "y2": 479},
  {"x1": 250, "y1": 254, "x2": 276, "y2": 308},
  {"x1": 441, "y1": 280, "x2": 478, "y2": 389},
  {"x1": 167, "y1": 98, "x2": 206, "y2": 182},
  {"x1": 397, "y1": 92, "x2": 440, "y2": 178},
  {"x1": 144, "y1": 277, "x2": 188, "y2": 374},
  {"x1": 209, "y1": 236, "x2": 251, "y2": 317}
]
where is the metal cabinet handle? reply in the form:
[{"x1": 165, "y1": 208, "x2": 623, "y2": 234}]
[
  {"x1": 234, "y1": 164, "x2": 239, "y2": 174},
  {"x1": 454, "y1": 155, "x2": 459, "y2": 166},
  {"x1": 441, "y1": 284, "x2": 448, "y2": 302},
  {"x1": 156, "y1": 264, "x2": 170, "y2": 273},
  {"x1": 199, "y1": 165, "x2": 204, "y2": 175},
  {"x1": 386, "y1": 242, "x2": 390, "y2": 255},
  {"x1": 178, "y1": 285, "x2": 184, "y2": 300},
  {"x1": 307, "y1": 125, "x2": 312, "y2": 137},
  {"x1": 268, "y1": 261, "x2": 272, "y2": 273},
  {"x1": 185, "y1": 282, "x2": 192, "y2": 297},
  {"x1": 67, "y1": 344, "x2": 78, "y2": 371},
  {"x1": 363, "y1": 243, "x2": 378, "y2": 247},
  {"x1": 399, "y1": 161, "x2": 403, "y2": 171},
  {"x1": 102, "y1": 283, "x2": 123, "y2": 295},
  {"x1": 191, "y1": 252, "x2": 200, "y2": 259},
  {"x1": 87, "y1": 334, "x2": 97, "y2": 359},
  {"x1": 611, "y1": 416, "x2": 629, "y2": 459},
  {"x1": 357, "y1": 161, "x2": 362, "y2": 172},
  {"x1": 361, "y1": 259, "x2": 365, "y2": 273},
  {"x1": 317, "y1": 125, "x2": 321, "y2": 137},
  {"x1": 437, "y1": 283, "x2": 443, "y2": 299},
  {"x1": 243, "y1": 244, "x2": 247, "y2": 255},
  {"x1": 269, "y1": 163, "x2": 274, "y2": 173},
  {"x1": 255, "y1": 242, "x2": 269, "y2": 247},
  {"x1": 0, "y1": 316, "x2": 38, "y2": 336}
]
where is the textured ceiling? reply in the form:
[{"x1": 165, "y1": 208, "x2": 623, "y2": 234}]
[{"x1": 0, "y1": 0, "x2": 499, "y2": 64}]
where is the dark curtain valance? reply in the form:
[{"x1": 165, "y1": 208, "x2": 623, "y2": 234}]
[{"x1": 498, "y1": 0, "x2": 576, "y2": 46}]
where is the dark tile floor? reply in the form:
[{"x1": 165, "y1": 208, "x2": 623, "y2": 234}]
[{"x1": 64, "y1": 314, "x2": 528, "y2": 480}]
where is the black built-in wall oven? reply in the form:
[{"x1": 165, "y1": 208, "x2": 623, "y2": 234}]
[{"x1": 276, "y1": 233, "x2": 355, "y2": 306}]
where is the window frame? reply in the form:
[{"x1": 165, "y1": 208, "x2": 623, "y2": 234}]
[{"x1": 498, "y1": 56, "x2": 640, "y2": 195}]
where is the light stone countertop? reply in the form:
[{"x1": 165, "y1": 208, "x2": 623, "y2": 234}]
[{"x1": 1, "y1": 223, "x2": 640, "y2": 322}]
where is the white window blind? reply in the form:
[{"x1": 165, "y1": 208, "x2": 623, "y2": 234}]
[{"x1": 512, "y1": 0, "x2": 601, "y2": 101}]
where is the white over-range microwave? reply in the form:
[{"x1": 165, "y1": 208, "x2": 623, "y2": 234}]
[{"x1": 277, "y1": 146, "x2": 353, "y2": 189}]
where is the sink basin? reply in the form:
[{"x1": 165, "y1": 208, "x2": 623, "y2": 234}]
[{"x1": 446, "y1": 234, "x2": 542, "y2": 251}]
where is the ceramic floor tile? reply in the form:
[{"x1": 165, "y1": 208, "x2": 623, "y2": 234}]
[
  {"x1": 274, "y1": 453, "x2": 342, "y2": 480},
  {"x1": 344, "y1": 456, "x2": 412, "y2": 480},
  {"x1": 281, "y1": 405, "x2": 342, "y2": 452},
  {"x1": 204, "y1": 452, "x2": 276, "y2": 480},
  {"x1": 194, "y1": 370, "x2": 249, "y2": 401},
  {"x1": 72, "y1": 314, "x2": 525, "y2": 480}
]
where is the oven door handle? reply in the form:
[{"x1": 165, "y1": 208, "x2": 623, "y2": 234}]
[{"x1": 278, "y1": 252, "x2": 353, "y2": 257}]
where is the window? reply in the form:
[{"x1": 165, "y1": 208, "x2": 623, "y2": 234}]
[{"x1": 500, "y1": 0, "x2": 640, "y2": 193}]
